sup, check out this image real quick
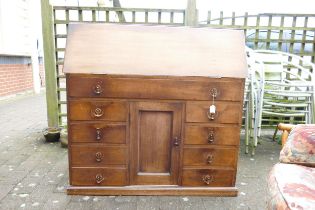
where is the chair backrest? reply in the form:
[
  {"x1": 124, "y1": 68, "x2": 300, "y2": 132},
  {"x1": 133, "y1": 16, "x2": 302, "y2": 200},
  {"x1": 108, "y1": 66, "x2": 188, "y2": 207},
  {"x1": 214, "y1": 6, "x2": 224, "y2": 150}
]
[
  {"x1": 253, "y1": 49, "x2": 315, "y2": 124},
  {"x1": 245, "y1": 47, "x2": 265, "y2": 111},
  {"x1": 254, "y1": 52, "x2": 284, "y2": 82},
  {"x1": 254, "y1": 50, "x2": 315, "y2": 85}
]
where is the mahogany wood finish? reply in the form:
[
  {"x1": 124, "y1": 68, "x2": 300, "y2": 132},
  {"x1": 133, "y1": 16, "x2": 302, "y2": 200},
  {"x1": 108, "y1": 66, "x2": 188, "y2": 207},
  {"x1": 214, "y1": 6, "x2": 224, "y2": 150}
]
[
  {"x1": 182, "y1": 169, "x2": 235, "y2": 187},
  {"x1": 184, "y1": 124, "x2": 240, "y2": 146},
  {"x1": 183, "y1": 147, "x2": 237, "y2": 167},
  {"x1": 67, "y1": 74, "x2": 244, "y2": 196},
  {"x1": 65, "y1": 24, "x2": 247, "y2": 196},
  {"x1": 129, "y1": 102, "x2": 182, "y2": 185},
  {"x1": 67, "y1": 75, "x2": 244, "y2": 101},
  {"x1": 68, "y1": 99, "x2": 127, "y2": 121},
  {"x1": 186, "y1": 101, "x2": 242, "y2": 123},
  {"x1": 71, "y1": 167, "x2": 128, "y2": 186},
  {"x1": 69, "y1": 122, "x2": 126, "y2": 144},
  {"x1": 67, "y1": 186, "x2": 238, "y2": 196},
  {"x1": 71, "y1": 145, "x2": 127, "y2": 166},
  {"x1": 63, "y1": 24, "x2": 248, "y2": 78}
]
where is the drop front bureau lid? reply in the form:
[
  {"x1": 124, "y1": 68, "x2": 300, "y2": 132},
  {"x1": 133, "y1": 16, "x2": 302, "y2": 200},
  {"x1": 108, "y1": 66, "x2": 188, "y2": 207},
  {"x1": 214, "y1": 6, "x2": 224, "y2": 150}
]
[{"x1": 63, "y1": 23, "x2": 248, "y2": 78}]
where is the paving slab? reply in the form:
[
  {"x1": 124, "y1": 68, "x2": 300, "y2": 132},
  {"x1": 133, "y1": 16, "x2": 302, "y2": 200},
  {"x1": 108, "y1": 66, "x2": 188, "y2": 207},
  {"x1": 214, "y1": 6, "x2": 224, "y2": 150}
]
[{"x1": 0, "y1": 93, "x2": 282, "y2": 209}]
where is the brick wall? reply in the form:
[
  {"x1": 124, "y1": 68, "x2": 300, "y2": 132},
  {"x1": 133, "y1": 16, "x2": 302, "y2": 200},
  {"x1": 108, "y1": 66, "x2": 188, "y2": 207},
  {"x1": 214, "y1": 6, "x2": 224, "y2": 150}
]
[
  {"x1": 0, "y1": 64, "x2": 33, "y2": 97},
  {"x1": 0, "y1": 54, "x2": 46, "y2": 98}
]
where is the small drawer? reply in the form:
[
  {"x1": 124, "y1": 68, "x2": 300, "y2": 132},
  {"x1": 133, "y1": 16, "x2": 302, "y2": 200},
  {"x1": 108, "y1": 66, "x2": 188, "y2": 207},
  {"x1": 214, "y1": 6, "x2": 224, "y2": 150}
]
[
  {"x1": 67, "y1": 75, "x2": 244, "y2": 101},
  {"x1": 69, "y1": 122, "x2": 126, "y2": 144},
  {"x1": 183, "y1": 147, "x2": 237, "y2": 168},
  {"x1": 71, "y1": 167, "x2": 128, "y2": 186},
  {"x1": 184, "y1": 125, "x2": 240, "y2": 146},
  {"x1": 68, "y1": 100, "x2": 127, "y2": 121},
  {"x1": 182, "y1": 169, "x2": 235, "y2": 187},
  {"x1": 71, "y1": 145, "x2": 127, "y2": 166},
  {"x1": 186, "y1": 101, "x2": 242, "y2": 124}
]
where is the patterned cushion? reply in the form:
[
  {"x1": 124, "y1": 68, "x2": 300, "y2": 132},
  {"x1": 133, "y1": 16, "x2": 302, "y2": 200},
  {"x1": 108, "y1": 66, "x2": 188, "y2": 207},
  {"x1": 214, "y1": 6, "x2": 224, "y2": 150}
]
[
  {"x1": 280, "y1": 124, "x2": 315, "y2": 166},
  {"x1": 268, "y1": 163, "x2": 315, "y2": 210}
]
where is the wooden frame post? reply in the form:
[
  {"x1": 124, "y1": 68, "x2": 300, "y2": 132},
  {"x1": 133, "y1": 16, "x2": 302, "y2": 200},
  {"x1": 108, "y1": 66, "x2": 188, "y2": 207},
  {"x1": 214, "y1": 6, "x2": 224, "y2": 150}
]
[
  {"x1": 41, "y1": 0, "x2": 59, "y2": 128},
  {"x1": 185, "y1": 0, "x2": 198, "y2": 26}
]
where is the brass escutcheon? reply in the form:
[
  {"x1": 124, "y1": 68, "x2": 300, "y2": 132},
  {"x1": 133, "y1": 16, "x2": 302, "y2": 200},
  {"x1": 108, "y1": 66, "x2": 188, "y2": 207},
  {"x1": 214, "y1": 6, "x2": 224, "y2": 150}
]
[
  {"x1": 93, "y1": 107, "x2": 103, "y2": 118},
  {"x1": 96, "y1": 128, "x2": 102, "y2": 140},
  {"x1": 202, "y1": 174, "x2": 214, "y2": 185},
  {"x1": 207, "y1": 129, "x2": 215, "y2": 143},
  {"x1": 95, "y1": 152, "x2": 103, "y2": 162},
  {"x1": 93, "y1": 84, "x2": 103, "y2": 95},
  {"x1": 206, "y1": 154, "x2": 214, "y2": 164},
  {"x1": 207, "y1": 111, "x2": 217, "y2": 120},
  {"x1": 173, "y1": 137, "x2": 180, "y2": 146},
  {"x1": 95, "y1": 174, "x2": 104, "y2": 184},
  {"x1": 210, "y1": 88, "x2": 218, "y2": 98}
]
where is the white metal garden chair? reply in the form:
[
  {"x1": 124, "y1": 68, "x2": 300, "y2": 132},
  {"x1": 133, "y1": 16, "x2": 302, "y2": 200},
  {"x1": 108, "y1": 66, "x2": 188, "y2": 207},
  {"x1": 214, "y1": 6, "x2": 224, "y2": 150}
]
[
  {"x1": 254, "y1": 50, "x2": 315, "y2": 130},
  {"x1": 244, "y1": 47, "x2": 265, "y2": 155}
]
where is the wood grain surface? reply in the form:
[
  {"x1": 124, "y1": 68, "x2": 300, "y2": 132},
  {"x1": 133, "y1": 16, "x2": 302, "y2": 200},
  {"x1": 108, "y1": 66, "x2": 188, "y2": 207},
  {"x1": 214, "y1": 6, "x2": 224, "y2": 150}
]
[{"x1": 63, "y1": 24, "x2": 247, "y2": 78}]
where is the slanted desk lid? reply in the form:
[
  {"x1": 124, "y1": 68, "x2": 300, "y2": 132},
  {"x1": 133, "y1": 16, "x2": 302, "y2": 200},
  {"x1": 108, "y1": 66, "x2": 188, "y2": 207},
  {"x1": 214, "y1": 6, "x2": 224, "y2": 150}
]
[{"x1": 63, "y1": 23, "x2": 248, "y2": 78}]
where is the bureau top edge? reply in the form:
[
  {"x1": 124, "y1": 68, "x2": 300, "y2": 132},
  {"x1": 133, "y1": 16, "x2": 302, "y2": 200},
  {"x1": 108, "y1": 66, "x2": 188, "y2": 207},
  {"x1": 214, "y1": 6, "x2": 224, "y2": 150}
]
[{"x1": 65, "y1": 73, "x2": 245, "y2": 82}]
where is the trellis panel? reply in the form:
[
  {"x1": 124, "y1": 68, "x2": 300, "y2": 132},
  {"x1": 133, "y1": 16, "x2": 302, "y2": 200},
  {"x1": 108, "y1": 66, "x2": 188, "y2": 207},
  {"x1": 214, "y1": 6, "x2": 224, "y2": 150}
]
[
  {"x1": 203, "y1": 12, "x2": 315, "y2": 126},
  {"x1": 52, "y1": 6, "x2": 185, "y2": 126},
  {"x1": 204, "y1": 12, "x2": 315, "y2": 62},
  {"x1": 49, "y1": 6, "x2": 315, "y2": 127}
]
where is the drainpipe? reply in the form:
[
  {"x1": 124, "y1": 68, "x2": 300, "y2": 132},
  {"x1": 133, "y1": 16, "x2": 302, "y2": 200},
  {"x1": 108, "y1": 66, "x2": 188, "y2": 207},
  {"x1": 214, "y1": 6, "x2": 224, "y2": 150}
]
[{"x1": 29, "y1": 0, "x2": 41, "y2": 94}]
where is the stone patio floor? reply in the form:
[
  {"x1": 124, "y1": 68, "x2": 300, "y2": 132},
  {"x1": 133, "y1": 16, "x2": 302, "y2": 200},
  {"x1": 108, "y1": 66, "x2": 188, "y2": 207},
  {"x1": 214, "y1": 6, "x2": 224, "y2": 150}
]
[{"x1": 0, "y1": 93, "x2": 281, "y2": 210}]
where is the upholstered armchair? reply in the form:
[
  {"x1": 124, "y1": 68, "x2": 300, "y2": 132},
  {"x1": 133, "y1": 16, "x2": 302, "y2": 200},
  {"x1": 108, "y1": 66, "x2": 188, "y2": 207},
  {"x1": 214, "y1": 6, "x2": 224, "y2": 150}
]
[{"x1": 268, "y1": 124, "x2": 315, "y2": 210}]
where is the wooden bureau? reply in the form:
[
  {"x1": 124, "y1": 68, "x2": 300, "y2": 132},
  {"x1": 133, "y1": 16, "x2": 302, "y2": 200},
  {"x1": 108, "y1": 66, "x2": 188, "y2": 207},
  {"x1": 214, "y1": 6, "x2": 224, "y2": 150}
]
[{"x1": 64, "y1": 24, "x2": 247, "y2": 196}]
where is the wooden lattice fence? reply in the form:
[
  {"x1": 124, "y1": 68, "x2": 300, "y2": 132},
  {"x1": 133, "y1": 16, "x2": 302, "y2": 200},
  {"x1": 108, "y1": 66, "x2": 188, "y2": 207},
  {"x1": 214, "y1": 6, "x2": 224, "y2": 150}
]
[
  {"x1": 203, "y1": 12, "x2": 315, "y2": 63},
  {"x1": 201, "y1": 12, "x2": 315, "y2": 126},
  {"x1": 42, "y1": 2, "x2": 186, "y2": 127},
  {"x1": 41, "y1": 0, "x2": 315, "y2": 127}
]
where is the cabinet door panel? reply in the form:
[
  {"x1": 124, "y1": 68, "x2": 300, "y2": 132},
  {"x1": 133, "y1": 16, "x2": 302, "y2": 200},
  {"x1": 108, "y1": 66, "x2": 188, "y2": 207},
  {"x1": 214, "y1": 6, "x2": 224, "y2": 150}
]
[
  {"x1": 139, "y1": 111, "x2": 172, "y2": 173},
  {"x1": 130, "y1": 102, "x2": 183, "y2": 185}
]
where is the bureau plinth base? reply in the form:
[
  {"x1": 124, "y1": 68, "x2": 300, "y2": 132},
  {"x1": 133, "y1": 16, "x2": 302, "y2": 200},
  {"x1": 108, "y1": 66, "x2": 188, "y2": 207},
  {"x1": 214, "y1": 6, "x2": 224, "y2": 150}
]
[{"x1": 67, "y1": 186, "x2": 238, "y2": 196}]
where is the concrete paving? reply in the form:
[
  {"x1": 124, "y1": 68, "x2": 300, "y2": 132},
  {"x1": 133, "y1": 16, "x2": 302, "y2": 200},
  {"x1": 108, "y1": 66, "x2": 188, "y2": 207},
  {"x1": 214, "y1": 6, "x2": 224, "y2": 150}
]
[{"x1": 0, "y1": 93, "x2": 281, "y2": 210}]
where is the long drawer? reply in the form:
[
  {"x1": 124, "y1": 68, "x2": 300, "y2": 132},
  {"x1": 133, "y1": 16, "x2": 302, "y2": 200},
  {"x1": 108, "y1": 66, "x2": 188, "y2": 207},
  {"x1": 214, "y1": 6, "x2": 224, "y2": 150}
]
[
  {"x1": 186, "y1": 101, "x2": 242, "y2": 124},
  {"x1": 184, "y1": 124, "x2": 240, "y2": 146},
  {"x1": 69, "y1": 122, "x2": 126, "y2": 144},
  {"x1": 67, "y1": 75, "x2": 244, "y2": 101},
  {"x1": 71, "y1": 167, "x2": 128, "y2": 186},
  {"x1": 182, "y1": 169, "x2": 235, "y2": 187},
  {"x1": 71, "y1": 145, "x2": 127, "y2": 166},
  {"x1": 183, "y1": 147, "x2": 237, "y2": 168},
  {"x1": 68, "y1": 100, "x2": 127, "y2": 121}
]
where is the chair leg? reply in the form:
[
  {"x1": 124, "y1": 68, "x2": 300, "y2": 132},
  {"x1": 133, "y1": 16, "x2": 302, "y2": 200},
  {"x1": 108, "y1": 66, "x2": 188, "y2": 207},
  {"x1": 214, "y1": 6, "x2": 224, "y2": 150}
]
[
  {"x1": 249, "y1": 96, "x2": 256, "y2": 155},
  {"x1": 256, "y1": 105, "x2": 262, "y2": 144},
  {"x1": 250, "y1": 122, "x2": 256, "y2": 156},
  {"x1": 251, "y1": 145, "x2": 256, "y2": 156},
  {"x1": 251, "y1": 122, "x2": 256, "y2": 156},
  {"x1": 272, "y1": 126, "x2": 278, "y2": 141},
  {"x1": 245, "y1": 102, "x2": 249, "y2": 154},
  {"x1": 281, "y1": 130, "x2": 289, "y2": 146},
  {"x1": 256, "y1": 124, "x2": 262, "y2": 145}
]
